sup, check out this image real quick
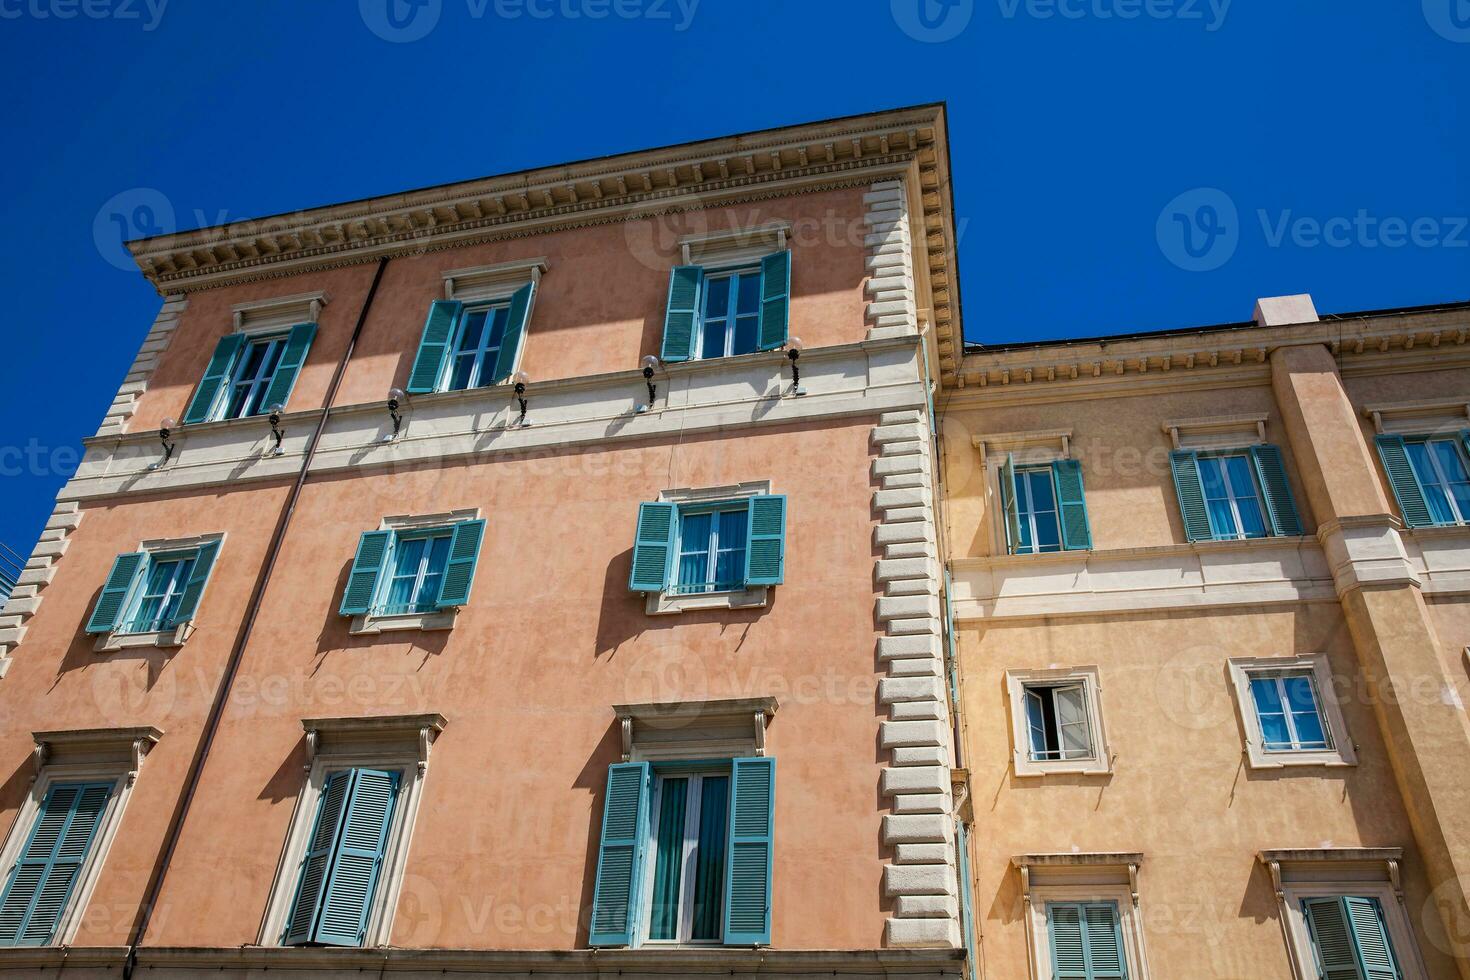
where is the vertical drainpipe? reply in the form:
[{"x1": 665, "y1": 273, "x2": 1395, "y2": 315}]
[
  {"x1": 918, "y1": 323, "x2": 978, "y2": 976},
  {"x1": 121, "y1": 256, "x2": 390, "y2": 979}
]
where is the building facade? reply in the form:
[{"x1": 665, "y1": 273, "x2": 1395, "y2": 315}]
[
  {"x1": 943, "y1": 295, "x2": 1470, "y2": 979},
  {"x1": 0, "y1": 106, "x2": 969, "y2": 977}
]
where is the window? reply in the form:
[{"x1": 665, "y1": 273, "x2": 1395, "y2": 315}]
[
  {"x1": 590, "y1": 756, "x2": 774, "y2": 948},
  {"x1": 1301, "y1": 897, "x2": 1405, "y2": 980},
  {"x1": 1170, "y1": 444, "x2": 1302, "y2": 542},
  {"x1": 0, "y1": 782, "x2": 113, "y2": 947},
  {"x1": 1024, "y1": 683, "x2": 1093, "y2": 762},
  {"x1": 997, "y1": 456, "x2": 1091, "y2": 555},
  {"x1": 1046, "y1": 901, "x2": 1129, "y2": 980},
  {"x1": 674, "y1": 506, "x2": 748, "y2": 594},
  {"x1": 183, "y1": 323, "x2": 316, "y2": 424},
  {"x1": 1229, "y1": 656, "x2": 1355, "y2": 768},
  {"x1": 85, "y1": 537, "x2": 222, "y2": 648},
  {"x1": 659, "y1": 251, "x2": 790, "y2": 363},
  {"x1": 1405, "y1": 437, "x2": 1470, "y2": 526},
  {"x1": 630, "y1": 488, "x2": 786, "y2": 614},
  {"x1": 405, "y1": 286, "x2": 533, "y2": 395},
  {"x1": 339, "y1": 516, "x2": 484, "y2": 634},
  {"x1": 644, "y1": 770, "x2": 730, "y2": 943},
  {"x1": 1005, "y1": 668, "x2": 1109, "y2": 776}
]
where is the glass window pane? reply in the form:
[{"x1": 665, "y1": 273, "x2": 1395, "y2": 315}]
[
  {"x1": 1257, "y1": 711, "x2": 1292, "y2": 749},
  {"x1": 735, "y1": 272, "x2": 761, "y2": 316},
  {"x1": 245, "y1": 341, "x2": 286, "y2": 415},
  {"x1": 1235, "y1": 497, "x2": 1267, "y2": 537},
  {"x1": 1025, "y1": 690, "x2": 1048, "y2": 758},
  {"x1": 714, "y1": 510, "x2": 748, "y2": 590},
  {"x1": 732, "y1": 315, "x2": 759, "y2": 355},
  {"x1": 1224, "y1": 456, "x2": 1258, "y2": 498},
  {"x1": 448, "y1": 353, "x2": 476, "y2": 391},
  {"x1": 485, "y1": 307, "x2": 509, "y2": 349},
  {"x1": 158, "y1": 557, "x2": 196, "y2": 626},
  {"x1": 691, "y1": 775, "x2": 729, "y2": 941},
  {"x1": 677, "y1": 514, "x2": 712, "y2": 593},
  {"x1": 456, "y1": 311, "x2": 486, "y2": 354},
  {"x1": 648, "y1": 778, "x2": 688, "y2": 941},
  {"x1": 1207, "y1": 499, "x2": 1238, "y2": 538},
  {"x1": 1198, "y1": 457, "x2": 1228, "y2": 498},
  {"x1": 700, "y1": 317, "x2": 727, "y2": 360},
  {"x1": 1281, "y1": 675, "x2": 1317, "y2": 713},
  {"x1": 1054, "y1": 686, "x2": 1092, "y2": 758},
  {"x1": 1033, "y1": 512, "x2": 1061, "y2": 551},
  {"x1": 1250, "y1": 677, "x2": 1283, "y2": 714},
  {"x1": 1291, "y1": 708, "x2": 1327, "y2": 748},
  {"x1": 1026, "y1": 471, "x2": 1055, "y2": 511},
  {"x1": 1431, "y1": 440, "x2": 1468, "y2": 482},
  {"x1": 702, "y1": 275, "x2": 730, "y2": 318}
]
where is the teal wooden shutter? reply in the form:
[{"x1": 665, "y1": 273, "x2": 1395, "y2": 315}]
[
  {"x1": 1303, "y1": 898, "x2": 1370, "y2": 980},
  {"x1": 1250, "y1": 444, "x2": 1303, "y2": 536},
  {"x1": 1052, "y1": 459, "x2": 1093, "y2": 551},
  {"x1": 1374, "y1": 434, "x2": 1434, "y2": 528},
  {"x1": 1047, "y1": 902, "x2": 1127, "y2": 980},
  {"x1": 0, "y1": 781, "x2": 112, "y2": 947},
  {"x1": 283, "y1": 770, "x2": 351, "y2": 945},
  {"x1": 660, "y1": 266, "x2": 703, "y2": 362},
  {"x1": 744, "y1": 495, "x2": 787, "y2": 586},
  {"x1": 589, "y1": 762, "x2": 651, "y2": 947},
  {"x1": 1461, "y1": 429, "x2": 1470, "y2": 461},
  {"x1": 434, "y1": 519, "x2": 485, "y2": 609},
  {"x1": 313, "y1": 769, "x2": 400, "y2": 947},
  {"x1": 183, "y1": 333, "x2": 246, "y2": 424},
  {"x1": 490, "y1": 282, "x2": 535, "y2": 384},
  {"x1": 756, "y1": 250, "x2": 790, "y2": 351},
  {"x1": 259, "y1": 322, "x2": 317, "y2": 412},
  {"x1": 406, "y1": 300, "x2": 463, "y2": 394},
  {"x1": 723, "y1": 756, "x2": 775, "y2": 945},
  {"x1": 1344, "y1": 897, "x2": 1402, "y2": 980},
  {"x1": 168, "y1": 539, "x2": 221, "y2": 626},
  {"x1": 339, "y1": 531, "x2": 393, "y2": 616},
  {"x1": 628, "y1": 502, "x2": 676, "y2": 593},
  {"x1": 85, "y1": 552, "x2": 147, "y2": 634},
  {"x1": 1169, "y1": 450, "x2": 1213, "y2": 542},
  {"x1": 999, "y1": 454, "x2": 1021, "y2": 554}
]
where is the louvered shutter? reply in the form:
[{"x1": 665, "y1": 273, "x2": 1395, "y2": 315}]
[
  {"x1": 743, "y1": 495, "x2": 787, "y2": 587},
  {"x1": 339, "y1": 531, "x2": 393, "y2": 616},
  {"x1": 259, "y1": 322, "x2": 317, "y2": 412},
  {"x1": 756, "y1": 251, "x2": 790, "y2": 351},
  {"x1": 1250, "y1": 444, "x2": 1303, "y2": 536},
  {"x1": 0, "y1": 781, "x2": 112, "y2": 947},
  {"x1": 1048, "y1": 901, "x2": 1127, "y2": 980},
  {"x1": 1303, "y1": 897, "x2": 1368, "y2": 980},
  {"x1": 1345, "y1": 897, "x2": 1402, "y2": 980},
  {"x1": 1169, "y1": 450, "x2": 1213, "y2": 542},
  {"x1": 434, "y1": 519, "x2": 485, "y2": 609},
  {"x1": 283, "y1": 770, "x2": 351, "y2": 945},
  {"x1": 1374, "y1": 435, "x2": 1434, "y2": 528},
  {"x1": 628, "y1": 502, "x2": 676, "y2": 593},
  {"x1": 183, "y1": 333, "x2": 246, "y2": 424},
  {"x1": 589, "y1": 762, "x2": 651, "y2": 947},
  {"x1": 660, "y1": 266, "x2": 703, "y2": 362},
  {"x1": 169, "y1": 539, "x2": 221, "y2": 626},
  {"x1": 1049, "y1": 902, "x2": 1088, "y2": 979},
  {"x1": 1083, "y1": 903, "x2": 1128, "y2": 979},
  {"x1": 1052, "y1": 459, "x2": 1093, "y2": 551},
  {"x1": 723, "y1": 756, "x2": 775, "y2": 946},
  {"x1": 313, "y1": 769, "x2": 400, "y2": 947},
  {"x1": 85, "y1": 552, "x2": 147, "y2": 634},
  {"x1": 490, "y1": 282, "x2": 535, "y2": 384},
  {"x1": 406, "y1": 300, "x2": 463, "y2": 394},
  {"x1": 1000, "y1": 454, "x2": 1021, "y2": 554}
]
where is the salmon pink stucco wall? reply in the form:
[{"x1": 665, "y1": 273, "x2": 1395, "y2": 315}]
[
  {"x1": 0, "y1": 483, "x2": 290, "y2": 946},
  {"x1": 144, "y1": 416, "x2": 893, "y2": 950}
]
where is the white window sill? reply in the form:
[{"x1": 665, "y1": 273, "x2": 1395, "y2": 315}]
[
  {"x1": 1011, "y1": 755, "x2": 1111, "y2": 778},
  {"x1": 94, "y1": 623, "x2": 192, "y2": 654},
  {"x1": 646, "y1": 587, "x2": 768, "y2": 616},
  {"x1": 1244, "y1": 749, "x2": 1356, "y2": 770},
  {"x1": 349, "y1": 608, "x2": 458, "y2": 635}
]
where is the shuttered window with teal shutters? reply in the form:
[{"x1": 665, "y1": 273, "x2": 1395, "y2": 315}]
[
  {"x1": 1376, "y1": 433, "x2": 1470, "y2": 528},
  {"x1": 1171, "y1": 446, "x2": 1300, "y2": 542},
  {"x1": 0, "y1": 781, "x2": 113, "y2": 947},
  {"x1": 183, "y1": 326, "x2": 317, "y2": 424},
  {"x1": 85, "y1": 552, "x2": 147, "y2": 634},
  {"x1": 661, "y1": 266, "x2": 704, "y2": 362},
  {"x1": 182, "y1": 333, "x2": 246, "y2": 424},
  {"x1": 339, "y1": 522, "x2": 485, "y2": 617},
  {"x1": 756, "y1": 250, "x2": 790, "y2": 351},
  {"x1": 723, "y1": 756, "x2": 774, "y2": 945},
  {"x1": 1302, "y1": 896, "x2": 1404, "y2": 980},
  {"x1": 590, "y1": 762, "x2": 652, "y2": 947},
  {"x1": 85, "y1": 541, "x2": 222, "y2": 636},
  {"x1": 283, "y1": 768, "x2": 401, "y2": 947},
  {"x1": 1004, "y1": 459, "x2": 1091, "y2": 554},
  {"x1": 629, "y1": 502, "x2": 677, "y2": 593},
  {"x1": 1047, "y1": 901, "x2": 1128, "y2": 980},
  {"x1": 406, "y1": 300, "x2": 464, "y2": 394}
]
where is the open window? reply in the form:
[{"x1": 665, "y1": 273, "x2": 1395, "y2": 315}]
[
  {"x1": 85, "y1": 534, "x2": 223, "y2": 652},
  {"x1": 1375, "y1": 432, "x2": 1470, "y2": 529},
  {"x1": 659, "y1": 234, "x2": 790, "y2": 363},
  {"x1": 339, "y1": 511, "x2": 484, "y2": 634},
  {"x1": 1005, "y1": 667, "x2": 1110, "y2": 776},
  {"x1": 183, "y1": 323, "x2": 317, "y2": 424}
]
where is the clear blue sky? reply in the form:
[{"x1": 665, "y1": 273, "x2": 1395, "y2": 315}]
[{"x1": 0, "y1": 0, "x2": 1465, "y2": 560}]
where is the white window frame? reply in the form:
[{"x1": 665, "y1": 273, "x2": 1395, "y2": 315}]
[
  {"x1": 1005, "y1": 667, "x2": 1110, "y2": 776},
  {"x1": 1228, "y1": 655, "x2": 1356, "y2": 769},
  {"x1": 1021, "y1": 881, "x2": 1150, "y2": 980},
  {"x1": 257, "y1": 717, "x2": 442, "y2": 948},
  {"x1": 1280, "y1": 881, "x2": 1427, "y2": 980},
  {"x1": 638, "y1": 768, "x2": 732, "y2": 947},
  {"x1": 648, "y1": 482, "x2": 771, "y2": 616},
  {"x1": 348, "y1": 510, "x2": 477, "y2": 636},
  {"x1": 1011, "y1": 464, "x2": 1063, "y2": 556},
  {"x1": 94, "y1": 532, "x2": 225, "y2": 654},
  {"x1": 0, "y1": 729, "x2": 159, "y2": 947},
  {"x1": 972, "y1": 430, "x2": 1071, "y2": 557},
  {"x1": 690, "y1": 263, "x2": 763, "y2": 362},
  {"x1": 216, "y1": 331, "x2": 289, "y2": 421},
  {"x1": 437, "y1": 300, "x2": 514, "y2": 393},
  {"x1": 1196, "y1": 451, "x2": 1269, "y2": 541}
]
